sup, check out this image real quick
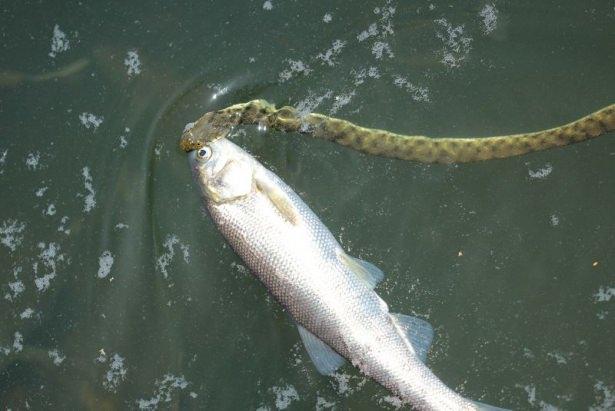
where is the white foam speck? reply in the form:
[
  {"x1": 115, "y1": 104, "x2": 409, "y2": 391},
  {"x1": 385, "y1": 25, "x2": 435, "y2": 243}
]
[
  {"x1": 6, "y1": 280, "x2": 25, "y2": 301},
  {"x1": 48, "y1": 349, "x2": 66, "y2": 365},
  {"x1": 549, "y1": 214, "x2": 560, "y2": 226},
  {"x1": 154, "y1": 143, "x2": 164, "y2": 158},
  {"x1": 295, "y1": 90, "x2": 333, "y2": 120},
  {"x1": 81, "y1": 166, "x2": 96, "y2": 212},
  {"x1": 79, "y1": 112, "x2": 104, "y2": 130},
  {"x1": 371, "y1": 41, "x2": 394, "y2": 59},
  {"x1": 392, "y1": 75, "x2": 430, "y2": 102},
  {"x1": 0, "y1": 149, "x2": 7, "y2": 174},
  {"x1": 595, "y1": 286, "x2": 615, "y2": 302},
  {"x1": 357, "y1": 23, "x2": 379, "y2": 42},
  {"x1": 330, "y1": 372, "x2": 367, "y2": 396},
  {"x1": 435, "y1": 18, "x2": 473, "y2": 68},
  {"x1": 263, "y1": 1, "x2": 273, "y2": 10},
  {"x1": 102, "y1": 353, "x2": 127, "y2": 392},
  {"x1": 156, "y1": 235, "x2": 190, "y2": 279},
  {"x1": 547, "y1": 351, "x2": 568, "y2": 365},
  {"x1": 317, "y1": 39, "x2": 347, "y2": 66},
  {"x1": 351, "y1": 66, "x2": 380, "y2": 86},
  {"x1": 323, "y1": 13, "x2": 332, "y2": 23},
  {"x1": 49, "y1": 24, "x2": 70, "y2": 58},
  {"x1": 0, "y1": 219, "x2": 26, "y2": 252},
  {"x1": 115, "y1": 223, "x2": 129, "y2": 230},
  {"x1": 479, "y1": 4, "x2": 499, "y2": 34},
  {"x1": 13, "y1": 332, "x2": 23, "y2": 352},
  {"x1": 44, "y1": 204, "x2": 56, "y2": 216},
  {"x1": 332, "y1": 373, "x2": 350, "y2": 395},
  {"x1": 35, "y1": 186, "x2": 48, "y2": 197},
  {"x1": 25, "y1": 151, "x2": 41, "y2": 170},
  {"x1": 97, "y1": 250, "x2": 114, "y2": 279},
  {"x1": 124, "y1": 50, "x2": 142, "y2": 76},
  {"x1": 20, "y1": 308, "x2": 35, "y2": 319},
  {"x1": 137, "y1": 374, "x2": 189, "y2": 410},
  {"x1": 520, "y1": 384, "x2": 558, "y2": 410},
  {"x1": 34, "y1": 242, "x2": 64, "y2": 292},
  {"x1": 330, "y1": 91, "x2": 356, "y2": 115},
  {"x1": 278, "y1": 59, "x2": 312, "y2": 83},
  {"x1": 379, "y1": 395, "x2": 403, "y2": 409},
  {"x1": 58, "y1": 216, "x2": 71, "y2": 235},
  {"x1": 591, "y1": 381, "x2": 615, "y2": 411},
  {"x1": 316, "y1": 395, "x2": 335, "y2": 410},
  {"x1": 528, "y1": 163, "x2": 553, "y2": 179},
  {"x1": 271, "y1": 384, "x2": 299, "y2": 410}
]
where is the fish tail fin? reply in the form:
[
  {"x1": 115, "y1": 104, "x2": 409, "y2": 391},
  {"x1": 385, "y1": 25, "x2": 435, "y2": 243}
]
[{"x1": 471, "y1": 399, "x2": 511, "y2": 410}]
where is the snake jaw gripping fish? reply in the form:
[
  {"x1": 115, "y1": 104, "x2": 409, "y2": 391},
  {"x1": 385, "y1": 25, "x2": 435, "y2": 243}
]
[
  {"x1": 180, "y1": 99, "x2": 614, "y2": 162},
  {"x1": 188, "y1": 138, "x2": 509, "y2": 410}
]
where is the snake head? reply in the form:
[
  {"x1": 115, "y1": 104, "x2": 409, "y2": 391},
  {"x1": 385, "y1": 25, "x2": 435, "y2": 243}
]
[{"x1": 179, "y1": 111, "x2": 233, "y2": 152}]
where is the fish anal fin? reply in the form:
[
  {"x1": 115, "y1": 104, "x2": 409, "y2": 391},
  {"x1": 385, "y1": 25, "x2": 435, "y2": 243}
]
[
  {"x1": 254, "y1": 173, "x2": 299, "y2": 225},
  {"x1": 297, "y1": 325, "x2": 345, "y2": 376},
  {"x1": 391, "y1": 313, "x2": 434, "y2": 363},
  {"x1": 339, "y1": 253, "x2": 384, "y2": 289}
]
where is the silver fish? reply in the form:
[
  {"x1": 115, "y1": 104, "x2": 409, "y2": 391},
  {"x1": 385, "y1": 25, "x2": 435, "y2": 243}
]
[{"x1": 188, "y1": 138, "x2": 508, "y2": 411}]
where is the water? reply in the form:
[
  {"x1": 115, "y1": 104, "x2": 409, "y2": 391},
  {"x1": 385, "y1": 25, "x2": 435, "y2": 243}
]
[{"x1": 1, "y1": 1, "x2": 614, "y2": 409}]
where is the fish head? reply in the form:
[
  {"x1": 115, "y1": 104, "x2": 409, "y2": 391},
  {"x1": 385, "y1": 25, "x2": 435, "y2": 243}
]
[{"x1": 188, "y1": 138, "x2": 254, "y2": 204}]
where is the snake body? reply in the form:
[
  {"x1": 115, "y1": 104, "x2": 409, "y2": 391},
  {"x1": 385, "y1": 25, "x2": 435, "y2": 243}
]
[{"x1": 180, "y1": 99, "x2": 614, "y2": 163}]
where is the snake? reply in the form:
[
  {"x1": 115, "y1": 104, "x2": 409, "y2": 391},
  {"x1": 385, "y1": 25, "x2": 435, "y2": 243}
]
[{"x1": 179, "y1": 99, "x2": 614, "y2": 163}]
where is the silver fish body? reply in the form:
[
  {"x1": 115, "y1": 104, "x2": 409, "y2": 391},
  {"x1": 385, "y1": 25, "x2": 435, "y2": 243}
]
[{"x1": 188, "y1": 138, "x2": 506, "y2": 411}]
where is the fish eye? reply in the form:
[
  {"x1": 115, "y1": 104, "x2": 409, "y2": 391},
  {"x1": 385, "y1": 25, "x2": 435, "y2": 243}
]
[{"x1": 196, "y1": 146, "x2": 212, "y2": 161}]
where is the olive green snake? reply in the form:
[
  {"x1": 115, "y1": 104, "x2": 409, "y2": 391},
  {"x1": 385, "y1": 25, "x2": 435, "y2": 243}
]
[{"x1": 179, "y1": 99, "x2": 614, "y2": 163}]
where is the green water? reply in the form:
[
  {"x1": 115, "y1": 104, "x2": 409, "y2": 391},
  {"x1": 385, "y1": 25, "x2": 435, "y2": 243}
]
[{"x1": 1, "y1": 1, "x2": 614, "y2": 409}]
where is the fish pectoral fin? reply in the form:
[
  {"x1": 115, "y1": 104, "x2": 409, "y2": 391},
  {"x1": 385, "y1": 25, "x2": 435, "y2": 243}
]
[
  {"x1": 254, "y1": 172, "x2": 300, "y2": 225},
  {"x1": 297, "y1": 325, "x2": 345, "y2": 376},
  {"x1": 391, "y1": 313, "x2": 434, "y2": 363},
  {"x1": 339, "y1": 253, "x2": 384, "y2": 289}
]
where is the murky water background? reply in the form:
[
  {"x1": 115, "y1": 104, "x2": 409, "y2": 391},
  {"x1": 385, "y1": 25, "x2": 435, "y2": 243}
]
[{"x1": 1, "y1": 1, "x2": 614, "y2": 409}]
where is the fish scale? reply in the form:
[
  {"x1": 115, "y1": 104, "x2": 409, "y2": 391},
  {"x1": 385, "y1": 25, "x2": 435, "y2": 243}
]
[{"x1": 189, "y1": 138, "x2": 507, "y2": 410}]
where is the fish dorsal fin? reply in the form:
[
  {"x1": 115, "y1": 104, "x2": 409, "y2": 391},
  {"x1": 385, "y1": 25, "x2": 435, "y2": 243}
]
[
  {"x1": 254, "y1": 172, "x2": 299, "y2": 225},
  {"x1": 391, "y1": 313, "x2": 434, "y2": 363},
  {"x1": 339, "y1": 253, "x2": 384, "y2": 289},
  {"x1": 297, "y1": 325, "x2": 345, "y2": 375}
]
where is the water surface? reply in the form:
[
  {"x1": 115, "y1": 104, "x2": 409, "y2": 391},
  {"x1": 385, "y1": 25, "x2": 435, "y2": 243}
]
[{"x1": 1, "y1": 1, "x2": 614, "y2": 409}]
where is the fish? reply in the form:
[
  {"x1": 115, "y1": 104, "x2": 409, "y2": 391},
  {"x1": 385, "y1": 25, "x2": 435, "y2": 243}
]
[{"x1": 188, "y1": 138, "x2": 509, "y2": 410}]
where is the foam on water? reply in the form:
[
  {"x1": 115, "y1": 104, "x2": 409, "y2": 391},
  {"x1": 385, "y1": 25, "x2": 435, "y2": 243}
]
[
  {"x1": 156, "y1": 234, "x2": 191, "y2": 279},
  {"x1": 81, "y1": 166, "x2": 96, "y2": 212},
  {"x1": 48, "y1": 349, "x2": 66, "y2": 366},
  {"x1": 271, "y1": 384, "x2": 299, "y2": 410},
  {"x1": 79, "y1": 113, "x2": 104, "y2": 130},
  {"x1": 0, "y1": 219, "x2": 26, "y2": 252},
  {"x1": 49, "y1": 24, "x2": 69, "y2": 58},
  {"x1": 479, "y1": 4, "x2": 499, "y2": 34},
  {"x1": 97, "y1": 250, "x2": 114, "y2": 279},
  {"x1": 136, "y1": 374, "x2": 190, "y2": 410},
  {"x1": 124, "y1": 50, "x2": 142, "y2": 77}
]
